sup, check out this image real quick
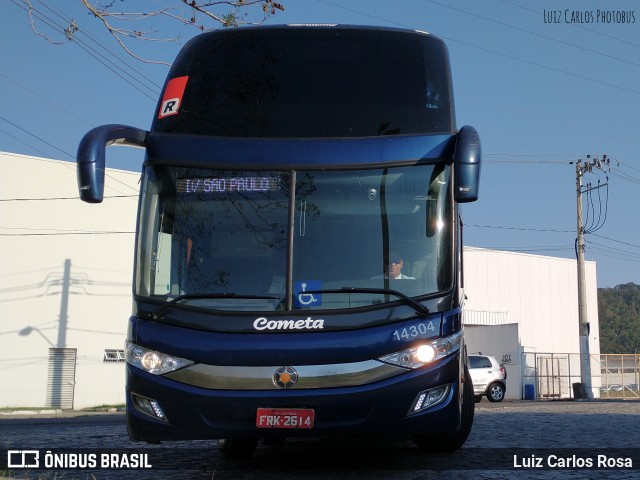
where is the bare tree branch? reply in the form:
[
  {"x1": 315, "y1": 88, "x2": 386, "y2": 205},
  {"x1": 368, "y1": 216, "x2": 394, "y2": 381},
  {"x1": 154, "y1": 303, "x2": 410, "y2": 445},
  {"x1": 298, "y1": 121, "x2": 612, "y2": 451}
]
[
  {"x1": 178, "y1": 0, "x2": 284, "y2": 27},
  {"x1": 25, "y1": 0, "x2": 63, "y2": 45},
  {"x1": 80, "y1": 0, "x2": 177, "y2": 66},
  {"x1": 25, "y1": 0, "x2": 285, "y2": 65}
]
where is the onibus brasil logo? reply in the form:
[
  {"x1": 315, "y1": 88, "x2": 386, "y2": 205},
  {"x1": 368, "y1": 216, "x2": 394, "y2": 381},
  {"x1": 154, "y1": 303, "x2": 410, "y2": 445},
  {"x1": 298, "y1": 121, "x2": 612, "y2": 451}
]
[{"x1": 6, "y1": 450, "x2": 152, "y2": 469}]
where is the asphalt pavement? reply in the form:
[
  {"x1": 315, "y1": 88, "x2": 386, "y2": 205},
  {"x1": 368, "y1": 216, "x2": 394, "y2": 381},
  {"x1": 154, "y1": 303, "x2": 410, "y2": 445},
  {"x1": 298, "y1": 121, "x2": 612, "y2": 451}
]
[{"x1": 1, "y1": 400, "x2": 639, "y2": 479}]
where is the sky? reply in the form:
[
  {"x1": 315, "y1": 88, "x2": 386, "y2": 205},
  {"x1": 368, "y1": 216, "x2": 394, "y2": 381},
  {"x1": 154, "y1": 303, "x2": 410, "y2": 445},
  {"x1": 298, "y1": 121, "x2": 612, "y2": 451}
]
[{"x1": 1, "y1": 0, "x2": 639, "y2": 288}]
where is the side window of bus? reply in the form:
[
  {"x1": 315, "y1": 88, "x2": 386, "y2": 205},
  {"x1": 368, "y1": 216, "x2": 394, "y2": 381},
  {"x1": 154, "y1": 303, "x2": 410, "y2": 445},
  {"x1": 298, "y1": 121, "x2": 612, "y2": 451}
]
[{"x1": 153, "y1": 231, "x2": 172, "y2": 294}]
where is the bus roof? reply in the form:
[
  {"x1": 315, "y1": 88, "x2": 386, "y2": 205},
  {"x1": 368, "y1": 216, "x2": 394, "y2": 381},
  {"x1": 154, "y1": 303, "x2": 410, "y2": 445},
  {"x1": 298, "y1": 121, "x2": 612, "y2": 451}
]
[{"x1": 152, "y1": 25, "x2": 455, "y2": 138}]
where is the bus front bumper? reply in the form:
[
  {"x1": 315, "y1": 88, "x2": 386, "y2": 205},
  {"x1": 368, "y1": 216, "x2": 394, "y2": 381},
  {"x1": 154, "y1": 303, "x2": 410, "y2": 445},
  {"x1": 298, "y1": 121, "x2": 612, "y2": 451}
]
[{"x1": 125, "y1": 352, "x2": 463, "y2": 443}]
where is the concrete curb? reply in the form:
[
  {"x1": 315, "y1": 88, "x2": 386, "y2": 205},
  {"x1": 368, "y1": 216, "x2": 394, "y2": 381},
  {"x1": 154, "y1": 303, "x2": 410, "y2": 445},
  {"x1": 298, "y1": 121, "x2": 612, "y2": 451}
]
[
  {"x1": 0, "y1": 406, "x2": 126, "y2": 417},
  {"x1": 0, "y1": 409, "x2": 63, "y2": 416}
]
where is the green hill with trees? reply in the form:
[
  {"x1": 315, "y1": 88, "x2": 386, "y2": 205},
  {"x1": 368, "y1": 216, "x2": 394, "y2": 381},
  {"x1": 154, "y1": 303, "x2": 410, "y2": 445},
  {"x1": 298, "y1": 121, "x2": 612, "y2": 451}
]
[{"x1": 598, "y1": 283, "x2": 640, "y2": 354}]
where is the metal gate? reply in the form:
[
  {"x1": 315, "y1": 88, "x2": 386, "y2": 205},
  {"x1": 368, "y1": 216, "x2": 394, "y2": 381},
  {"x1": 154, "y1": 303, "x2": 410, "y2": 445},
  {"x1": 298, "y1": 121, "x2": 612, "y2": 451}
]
[
  {"x1": 537, "y1": 355, "x2": 566, "y2": 398},
  {"x1": 46, "y1": 348, "x2": 77, "y2": 409},
  {"x1": 522, "y1": 352, "x2": 581, "y2": 399}
]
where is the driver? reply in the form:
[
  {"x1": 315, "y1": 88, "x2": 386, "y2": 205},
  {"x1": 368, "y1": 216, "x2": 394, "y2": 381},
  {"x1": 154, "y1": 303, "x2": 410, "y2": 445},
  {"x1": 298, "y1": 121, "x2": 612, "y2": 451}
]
[{"x1": 373, "y1": 253, "x2": 415, "y2": 280}]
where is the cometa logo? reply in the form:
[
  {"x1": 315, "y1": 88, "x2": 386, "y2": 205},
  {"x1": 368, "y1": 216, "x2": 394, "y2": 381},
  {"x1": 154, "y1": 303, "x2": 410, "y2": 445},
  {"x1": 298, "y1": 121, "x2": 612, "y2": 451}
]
[{"x1": 253, "y1": 317, "x2": 325, "y2": 331}]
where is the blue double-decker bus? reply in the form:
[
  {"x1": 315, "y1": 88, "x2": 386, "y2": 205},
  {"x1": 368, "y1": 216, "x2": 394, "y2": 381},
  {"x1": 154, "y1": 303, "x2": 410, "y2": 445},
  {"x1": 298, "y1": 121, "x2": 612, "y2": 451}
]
[{"x1": 77, "y1": 25, "x2": 481, "y2": 458}]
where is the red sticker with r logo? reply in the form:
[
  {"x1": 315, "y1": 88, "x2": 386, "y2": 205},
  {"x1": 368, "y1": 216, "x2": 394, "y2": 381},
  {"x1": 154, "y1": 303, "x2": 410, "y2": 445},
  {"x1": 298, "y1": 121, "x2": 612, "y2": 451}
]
[{"x1": 158, "y1": 76, "x2": 189, "y2": 119}]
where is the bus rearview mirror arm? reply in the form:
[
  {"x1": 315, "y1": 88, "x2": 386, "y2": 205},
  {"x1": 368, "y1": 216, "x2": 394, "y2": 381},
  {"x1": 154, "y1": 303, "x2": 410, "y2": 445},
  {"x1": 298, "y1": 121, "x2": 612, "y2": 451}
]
[
  {"x1": 76, "y1": 124, "x2": 148, "y2": 203},
  {"x1": 453, "y1": 125, "x2": 481, "y2": 203}
]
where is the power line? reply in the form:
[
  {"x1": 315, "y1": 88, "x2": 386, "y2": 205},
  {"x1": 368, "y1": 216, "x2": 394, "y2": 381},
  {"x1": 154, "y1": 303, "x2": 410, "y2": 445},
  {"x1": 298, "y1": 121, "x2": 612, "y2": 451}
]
[
  {"x1": 609, "y1": 167, "x2": 640, "y2": 186},
  {"x1": 471, "y1": 245, "x2": 574, "y2": 254},
  {"x1": 589, "y1": 233, "x2": 640, "y2": 250},
  {"x1": 316, "y1": 0, "x2": 640, "y2": 96},
  {"x1": 9, "y1": 0, "x2": 160, "y2": 101},
  {"x1": 480, "y1": 153, "x2": 640, "y2": 188},
  {"x1": 0, "y1": 114, "x2": 74, "y2": 160},
  {"x1": 445, "y1": 35, "x2": 640, "y2": 96},
  {"x1": 0, "y1": 72, "x2": 91, "y2": 125},
  {"x1": 0, "y1": 226, "x2": 135, "y2": 236},
  {"x1": 485, "y1": 153, "x2": 585, "y2": 157},
  {"x1": 0, "y1": 231, "x2": 135, "y2": 236},
  {"x1": 479, "y1": 154, "x2": 640, "y2": 185},
  {"x1": 0, "y1": 117, "x2": 141, "y2": 197},
  {"x1": 483, "y1": 159, "x2": 571, "y2": 164},
  {"x1": 588, "y1": 241, "x2": 640, "y2": 260},
  {"x1": 6, "y1": 1, "x2": 154, "y2": 196},
  {"x1": 465, "y1": 223, "x2": 573, "y2": 233},
  {"x1": 483, "y1": 154, "x2": 584, "y2": 165},
  {"x1": 610, "y1": 156, "x2": 640, "y2": 175},
  {"x1": 36, "y1": 0, "x2": 163, "y2": 90},
  {"x1": 587, "y1": 245, "x2": 640, "y2": 263},
  {"x1": 581, "y1": 171, "x2": 609, "y2": 235},
  {"x1": 0, "y1": 125, "x2": 52, "y2": 159},
  {"x1": 0, "y1": 195, "x2": 137, "y2": 202}
]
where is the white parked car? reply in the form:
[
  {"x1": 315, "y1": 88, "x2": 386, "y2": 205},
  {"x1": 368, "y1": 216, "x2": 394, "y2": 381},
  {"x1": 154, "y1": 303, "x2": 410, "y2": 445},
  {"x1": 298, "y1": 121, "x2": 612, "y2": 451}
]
[{"x1": 468, "y1": 354, "x2": 507, "y2": 402}]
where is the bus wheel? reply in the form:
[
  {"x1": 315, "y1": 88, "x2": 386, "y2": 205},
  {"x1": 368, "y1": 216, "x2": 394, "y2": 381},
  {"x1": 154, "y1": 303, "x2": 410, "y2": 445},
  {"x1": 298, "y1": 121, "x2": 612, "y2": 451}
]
[
  {"x1": 218, "y1": 438, "x2": 258, "y2": 459},
  {"x1": 413, "y1": 365, "x2": 475, "y2": 452}
]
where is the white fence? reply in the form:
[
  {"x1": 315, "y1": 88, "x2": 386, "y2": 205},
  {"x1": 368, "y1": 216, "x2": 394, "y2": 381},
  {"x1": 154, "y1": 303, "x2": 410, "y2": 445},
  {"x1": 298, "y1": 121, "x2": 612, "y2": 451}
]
[{"x1": 522, "y1": 353, "x2": 640, "y2": 400}]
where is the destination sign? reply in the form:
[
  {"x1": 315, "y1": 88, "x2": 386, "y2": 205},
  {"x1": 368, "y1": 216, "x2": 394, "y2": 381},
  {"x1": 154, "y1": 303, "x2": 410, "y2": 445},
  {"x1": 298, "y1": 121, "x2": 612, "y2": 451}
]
[{"x1": 177, "y1": 176, "x2": 280, "y2": 193}]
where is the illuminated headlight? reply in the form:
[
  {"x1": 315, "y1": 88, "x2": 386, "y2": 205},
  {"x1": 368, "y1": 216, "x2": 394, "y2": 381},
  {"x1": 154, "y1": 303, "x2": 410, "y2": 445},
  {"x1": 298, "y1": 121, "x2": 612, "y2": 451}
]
[
  {"x1": 378, "y1": 331, "x2": 462, "y2": 369},
  {"x1": 125, "y1": 341, "x2": 193, "y2": 375}
]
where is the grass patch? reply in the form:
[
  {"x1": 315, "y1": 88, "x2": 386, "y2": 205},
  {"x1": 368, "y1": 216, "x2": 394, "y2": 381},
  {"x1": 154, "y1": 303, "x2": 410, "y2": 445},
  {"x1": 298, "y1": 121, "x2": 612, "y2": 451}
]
[{"x1": 81, "y1": 404, "x2": 126, "y2": 412}]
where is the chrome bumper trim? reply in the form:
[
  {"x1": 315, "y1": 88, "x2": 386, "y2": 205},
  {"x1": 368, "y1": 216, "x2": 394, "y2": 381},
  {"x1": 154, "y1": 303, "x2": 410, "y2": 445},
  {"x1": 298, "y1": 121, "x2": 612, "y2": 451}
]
[{"x1": 164, "y1": 360, "x2": 407, "y2": 390}]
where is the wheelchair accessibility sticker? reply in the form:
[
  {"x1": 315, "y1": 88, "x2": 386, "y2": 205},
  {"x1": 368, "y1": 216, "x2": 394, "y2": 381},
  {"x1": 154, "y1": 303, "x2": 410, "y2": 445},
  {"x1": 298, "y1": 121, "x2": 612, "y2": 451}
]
[{"x1": 294, "y1": 280, "x2": 322, "y2": 308}]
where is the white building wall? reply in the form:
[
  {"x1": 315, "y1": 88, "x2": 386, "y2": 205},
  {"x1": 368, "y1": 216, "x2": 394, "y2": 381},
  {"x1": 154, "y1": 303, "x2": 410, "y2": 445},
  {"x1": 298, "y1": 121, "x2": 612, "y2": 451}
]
[
  {"x1": 463, "y1": 247, "x2": 601, "y2": 398},
  {"x1": 464, "y1": 247, "x2": 599, "y2": 355},
  {"x1": 1, "y1": 152, "x2": 602, "y2": 407},
  {"x1": 0, "y1": 152, "x2": 139, "y2": 409}
]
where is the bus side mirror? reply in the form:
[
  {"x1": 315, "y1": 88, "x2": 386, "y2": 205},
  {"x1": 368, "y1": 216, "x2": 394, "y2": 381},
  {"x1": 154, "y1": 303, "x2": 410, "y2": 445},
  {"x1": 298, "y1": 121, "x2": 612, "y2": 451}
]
[
  {"x1": 76, "y1": 124, "x2": 148, "y2": 203},
  {"x1": 453, "y1": 125, "x2": 481, "y2": 203}
]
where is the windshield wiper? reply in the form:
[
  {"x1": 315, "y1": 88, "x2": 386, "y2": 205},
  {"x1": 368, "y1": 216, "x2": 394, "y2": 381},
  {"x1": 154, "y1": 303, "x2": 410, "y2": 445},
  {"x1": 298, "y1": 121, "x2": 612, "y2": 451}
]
[
  {"x1": 150, "y1": 293, "x2": 281, "y2": 321},
  {"x1": 305, "y1": 287, "x2": 430, "y2": 316}
]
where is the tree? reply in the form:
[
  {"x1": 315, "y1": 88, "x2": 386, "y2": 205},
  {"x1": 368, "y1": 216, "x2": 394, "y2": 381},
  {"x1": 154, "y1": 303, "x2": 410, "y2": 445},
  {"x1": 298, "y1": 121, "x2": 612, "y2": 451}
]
[
  {"x1": 24, "y1": 0, "x2": 285, "y2": 65},
  {"x1": 598, "y1": 283, "x2": 640, "y2": 354}
]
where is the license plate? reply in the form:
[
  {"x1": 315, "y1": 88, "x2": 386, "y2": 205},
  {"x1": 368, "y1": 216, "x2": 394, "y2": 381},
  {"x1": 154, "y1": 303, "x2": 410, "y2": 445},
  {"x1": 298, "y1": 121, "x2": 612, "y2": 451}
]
[{"x1": 256, "y1": 408, "x2": 315, "y2": 429}]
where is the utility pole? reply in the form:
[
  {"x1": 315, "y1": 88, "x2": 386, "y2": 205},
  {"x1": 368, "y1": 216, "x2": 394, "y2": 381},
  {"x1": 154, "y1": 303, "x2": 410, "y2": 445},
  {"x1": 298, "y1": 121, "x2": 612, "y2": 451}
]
[
  {"x1": 575, "y1": 160, "x2": 593, "y2": 399},
  {"x1": 574, "y1": 155, "x2": 608, "y2": 400}
]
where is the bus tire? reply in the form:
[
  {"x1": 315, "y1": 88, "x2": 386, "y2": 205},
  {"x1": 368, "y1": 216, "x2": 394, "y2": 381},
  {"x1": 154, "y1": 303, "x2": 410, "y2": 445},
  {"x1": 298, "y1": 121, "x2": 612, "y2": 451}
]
[
  {"x1": 218, "y1": 438, "x2": 258, "y2": 459},
  {"x1": 413, "y1": 365, "x2": 475, "y2": 452}
]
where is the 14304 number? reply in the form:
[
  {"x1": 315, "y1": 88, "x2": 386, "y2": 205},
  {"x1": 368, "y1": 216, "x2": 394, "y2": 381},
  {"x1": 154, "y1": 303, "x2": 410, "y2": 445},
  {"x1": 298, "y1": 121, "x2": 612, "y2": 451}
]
[{"x1": 392, "y1": 321, "x2": 435, "y2": 341}]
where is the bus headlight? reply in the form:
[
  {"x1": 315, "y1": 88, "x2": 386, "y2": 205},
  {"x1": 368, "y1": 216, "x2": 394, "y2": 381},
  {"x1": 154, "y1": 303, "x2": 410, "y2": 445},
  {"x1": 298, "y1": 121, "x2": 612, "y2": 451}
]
[
  {"x1": 378, "y1": 331, "x2": 462, "y2": 369},
  {"x1": 409, "y1": 385, "x2": 450, "y2": 414},
  {"x1": 125, "y1": 341, "x2": 193, "y2": 375},
  {"x1": 131, "y1": 392, "x2": 168, "y2": 421}
]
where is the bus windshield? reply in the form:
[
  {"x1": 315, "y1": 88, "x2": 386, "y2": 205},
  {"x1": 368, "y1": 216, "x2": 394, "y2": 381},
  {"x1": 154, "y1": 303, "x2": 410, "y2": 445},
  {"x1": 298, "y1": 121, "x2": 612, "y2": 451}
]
[
  {"x1": 136, "y1": 163, "x2": 453, "y2": 313},
  {"x1": 152, "y1": 27, "x2": 453, "y2": 138}
]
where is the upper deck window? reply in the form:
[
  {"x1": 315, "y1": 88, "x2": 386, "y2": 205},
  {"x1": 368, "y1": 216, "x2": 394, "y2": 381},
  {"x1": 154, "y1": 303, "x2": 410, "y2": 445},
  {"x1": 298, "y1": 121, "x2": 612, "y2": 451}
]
[{"x1": 153, "y1": 27, "x2": 454, "y2": 138}]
